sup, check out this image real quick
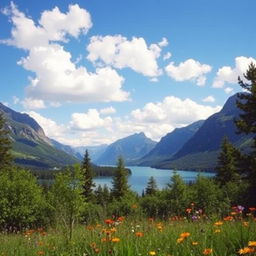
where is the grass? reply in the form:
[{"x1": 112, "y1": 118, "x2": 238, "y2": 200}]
[{"x1": 0, "y1": 215, "x2": 255, "y2": 256}]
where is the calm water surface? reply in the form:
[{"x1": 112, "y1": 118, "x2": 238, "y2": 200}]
[{"x1": 94, "y1": 166, "x2": 215, "y2": 194}]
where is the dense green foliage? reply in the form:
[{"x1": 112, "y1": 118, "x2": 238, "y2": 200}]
[{"x1": 0, "y1": 113, "x2": 12, "y2": 169}]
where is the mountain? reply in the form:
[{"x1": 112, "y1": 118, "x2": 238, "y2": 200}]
[
  {"x1": 73, "y1": 145, "x2": 108, "y2": 163},
  {"x1": 156, "y1": 93, "x2": 253, "y2": 170},
  {"x1": 0, "y1": 103, "x2": 79, "y2": 169},
  {"x1": 95, "y1": 132, "x2": 157, "y2": 165},
  {"x1": 136, "y1": 120, "x2": 204, "y2": 166}
]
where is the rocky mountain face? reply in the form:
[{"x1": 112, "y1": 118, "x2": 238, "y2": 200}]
[
  {"x1": 0, "y1": 103, "x2": 78, "y2": 169},
  {"x1": 95, "y1": 132, "x2": 157, "y2": 165},
  {"x1": 137, "y1": 120, "x2": 204, "y2": 166}
]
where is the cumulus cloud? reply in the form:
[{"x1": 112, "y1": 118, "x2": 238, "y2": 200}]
[
  {"x1": 87, "y1": 35, "x2": 164, "y2": 77},
  {"x1": 22, "y1": 98, "x2": 46, "y2": 109},
  {"x1": 19, "y1": 44, "x2": 129, "y2": 102},
  {"x1": 26, "y1": 111, "x2": 67, "y2": 140},
  {"x1": 2, "y1": 3, "x2": 129, "y2": 104},
  {"x1": 100, "y1": 107, "x2": 116, "y2": 115},
  {"x1": 165, "y1": 59, "x2": 212, "y2": 86},
  {"x1": 70, "y1": 109, "x2": 112, "y2": 130},
  {"x1": 1, "y1": 2, "x2": 92, "y2": 50},
  {"x1": 213, "y1": 56, "x2": 256, "y2": 88},
  {"x1": 202, "y1": 96, "x2": 215, "y2": 103},
  {"x1": 131, "y1": 96, "x2": 220, "y2": 128}
]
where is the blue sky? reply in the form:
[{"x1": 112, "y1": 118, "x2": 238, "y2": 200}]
[{"x1": 0, "y1": 0, "x2": 255, "y2": 146}]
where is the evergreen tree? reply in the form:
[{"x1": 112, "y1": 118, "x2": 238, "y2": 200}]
[
  {"x1": 235, "y1": 63, "x2": 256, "y2": 205},
  {"x1": 216, "y1": 137, "x2": 240, "y2": 186},
  {"x1": 81, "y1": 150, "x2": 95, "y2": 201},
  {"x1": 145, "y1": 176, "x2": 158, "y2": 196},
  {"x1": 111, "y1": 157, "x2": 130, "y2": 199},
  {"x1": 166, "y1": 172, "x2": 188, "y2": 215},
  {"x1": 0, "y1": 113, "x2": 12, "y2": 169}
]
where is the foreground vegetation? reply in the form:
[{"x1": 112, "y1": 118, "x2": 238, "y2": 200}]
[{"x1": 0, "y1": 210, "x2": 255, "y2": 256}]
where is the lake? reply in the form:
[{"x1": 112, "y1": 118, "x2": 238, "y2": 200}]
[{"x1": 94, "y1": 166, "x2": 215, "y2": 194}]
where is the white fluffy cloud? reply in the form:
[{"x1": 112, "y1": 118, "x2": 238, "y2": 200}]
[
  {"x1": 22, "y1": 98, "x2": 46, "y2": 109},
  {"x1": 165, "y1": 59, "x2": 212, "y2": 86},
  {"x1": 224, "y1": 87, "x2": 234, "y2": 94},
  {"x1": 87, "y1": 35, "x2": 166, "y2": 77},
  {"x1": 100, "y1": 107, "x2": 116, "y2": 115},
  {"x1": 3, "y1": 3, "x2": 129, "y2": 103},
  {"x1": 70, "y1": 109, "x2": 112, "y2": 130},
  {"x1": 2, "y1": 2, "x2": 92, "y2": 50},
  {"x1": 202, "y1": 96, "x2": 215, "y2": 103},
  {"x1": 19, "y1": 44, "x2": 129, "y2": 102},
  {"x1": 213, "y1": 56, "x2": 256, "y2": 88},
  {"x1": 131, "y1": 96, "x2": 220, "y2": 128},
  {"x1": 26, "y1": 111, "x2": 67, "y2": 140}
]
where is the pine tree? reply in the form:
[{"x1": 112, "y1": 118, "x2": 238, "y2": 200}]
[
  {"x1": 0, "y1": 113, "x2": 12, "y2": 169},
  {"x1": 235, "y1": 63, "x2": 256, "y2": 205},
  {"x1": 216, "y1": 137, "x2": 240, "y2": 186},
  {"x1": 145, "y1": 176, "x2": 158, "y2": 196},
  {"x1": 111, "y1": 157, "x2": 130, "y2": 199},
  {"x1": 81, "y1": 150, "x2": 95, "y2": 201}
]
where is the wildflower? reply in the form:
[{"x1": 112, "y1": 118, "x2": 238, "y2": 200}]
[
  {"x1": 214, "y1": 229, "x2": 221, "y2": 233},
  {"x1": 249, "y1": 207, "x2": 256, "y2": 211},
  {"x1": 37, "y1": 241, "x2": 44, "y2": 246},
  {"x1": 90, "y1": 242, "x2": 97, "y2": 248},
  {"x1": 186, "y1": 208, "x2": 192, "y2": 214},
  {"x1": 230, "y1": 211, "x2": 237, "y2": 215},
  {"x1": 192, "y1": 241, "x2": 199, "y2": 246},
  {"x1": 135, "y1": 232, "x2": 144, "y2": 237},
  {"x1": 110, "y1": 227, "x2": 117, "y2": 233},
  {"x1": 105, "y1": 219, "x2": 114, "y2": 225},
  {"x1": 117, "y1": 216, "x2": 125, "y2": 222},
  {"x1": 148, "y1": 218, "x2": 154, "y2": 223},
  {"x1": 223, "y1": 216, "x2": 233, "y2": 221},
  {"x1": 203, "y1": 248, "x2": 213, "y2": 255},
  {"x1": 239, "y1": 247, "x2": 255, "y2": 254},
  {"x1": 149, "y1": 251, "x2": 156, "y2": 255},
  {"x1": 37, "y1": 251, "x2": 45, "y2": 256},
  {"x1": 94, "y1": 248, "x2": 100, "y2": 254},
  {"x1": 248, "y1": 241, "x2": 256, "y2": 247},
  {"x1": 86, "y1": 225, "x2": 94, "y2": 231},
  {"x1": 243, "y1": 222, "x2": 249, "y2": 227},
  {"x1": 177, "y1": 237, "x2": 184, "y2": 244},
  {"x1": 180, "y1": 232, "x2": 190, "y2": 238},
  {"x1": 131, "y1": 204, "x2": 138, "y2": 209},
  {"x1": 111, "y1": 237, "x2": 120, "y2": 243},
  {"x1": 214, "y1": 221, "x2": 223, "y2": 226}
]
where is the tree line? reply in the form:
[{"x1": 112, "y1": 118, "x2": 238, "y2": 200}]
[{"x1": 0, "y1": 63, "x2": 255, "y2": 240}]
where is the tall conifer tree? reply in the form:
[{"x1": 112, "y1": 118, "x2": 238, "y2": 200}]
[
  {"x1": 81, "y1": 150, "x2": 95, "y2": 201},
  {"x1": 235, "y1": 63, "x2": 256, "y2": 205}
]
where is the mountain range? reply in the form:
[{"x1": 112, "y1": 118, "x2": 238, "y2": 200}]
[
  {"x1": 0, "y1": 93, "x2": 252, "y2": 171},
  {"x1": 0, "y1": 103, "x2": 78, "y2": 169}
]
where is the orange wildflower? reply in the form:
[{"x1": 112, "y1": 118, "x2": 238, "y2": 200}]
[
  {"x1": 248, "y1": 241, "x2": 256, "y2": 247},
  {"x1": 192, "y1": 241, "x2": 199, "y2": 246},
  {"x1": 223, "y1": 216, "x2": 234, "y2": 221},
  {"x1": 111, "y1": 237, "x2": 120, "y2": 243},
  {"x1": 249, "y1": 207, "x2": 256, "y2": 211},
  {"x1": 186, "y1": 208, "x2": 192, "y2": 214},
  {"x1": 105, "y1": 219, "x2": 114, "y2": 225},
  {"x1": 214, "y1": 221, "x2": 223, "y2": 226},
  {"x1": 243, "y1": 222, "x2": 249, "y2": 227},
  {"x1": 239, "y1": 247, "x2": 255, "y2": 254},
  {"x1": 203, "y1": 248, "x2": 213, "y2": 255},
  {"x1": 117, "y1": 216, "x2": 125, "y2": 222},
  {"x1": 177, "y1": 237, "x2": 184, "y2": 244},
  {"x1": 37, "y1": 251, "x2": 45, "y2": 256},
  {"x1": 94, "y1": 248, "x2": 100, "y2": 253},
  {"x1": 180, "y1": 232, "x2": 190, "y2": 238},
  {"x1": 135, "y1": 232, "x2": 144, "y2": 237}
]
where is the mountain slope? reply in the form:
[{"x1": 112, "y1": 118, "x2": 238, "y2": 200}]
[
  {"x1": 137, "y1": 120, "x2": 204, "y2": 166},
  {"x1": 95, "y1": 132, "x2": 157, "y2": 165},
  {"x1": 0, "y1": 103, "x2": 79, "y2": 168},
  {"x1": 156, "y1": 93, "x2": 253, "y2": 170}
]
